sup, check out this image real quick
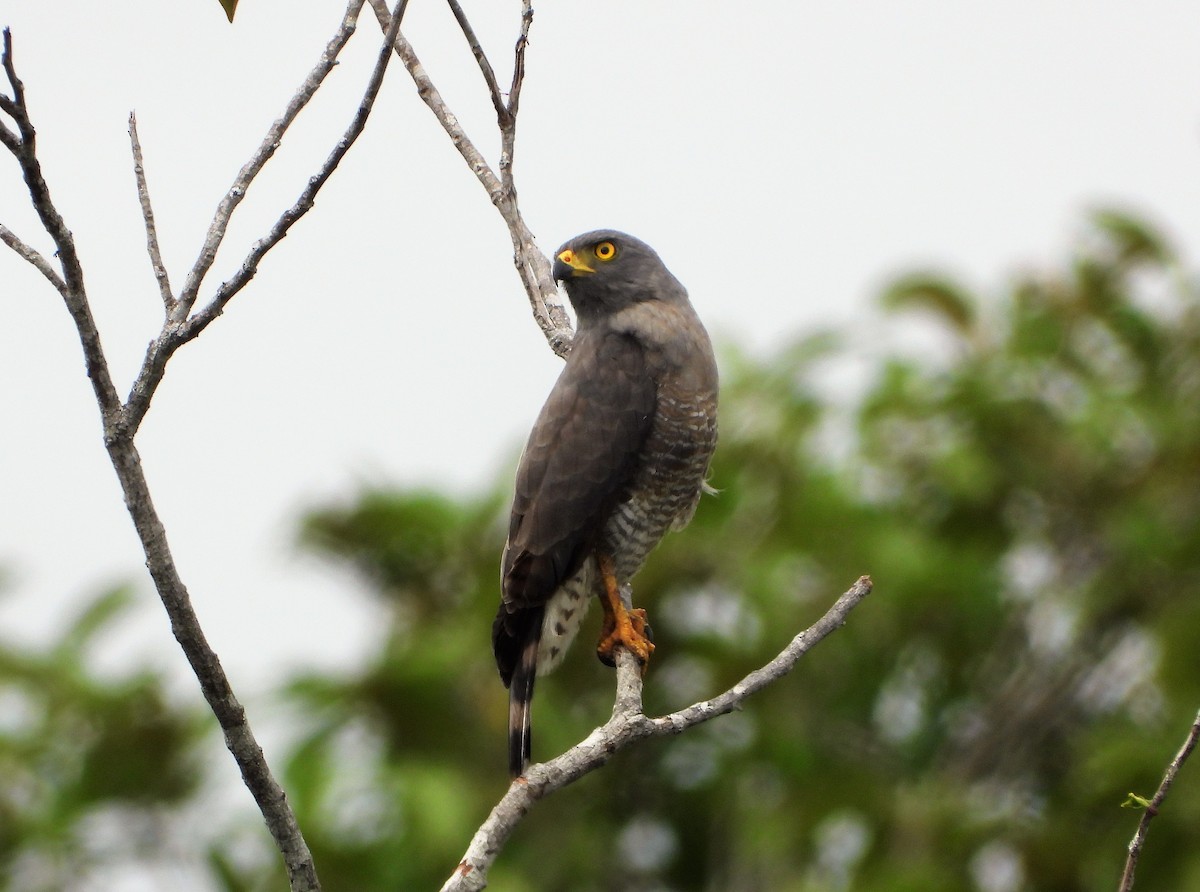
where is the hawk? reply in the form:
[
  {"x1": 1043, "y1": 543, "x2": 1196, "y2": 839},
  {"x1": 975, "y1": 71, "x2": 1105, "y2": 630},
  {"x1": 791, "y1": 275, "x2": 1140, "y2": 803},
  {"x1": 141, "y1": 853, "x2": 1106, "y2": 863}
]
[{"x1": 492, "y1": 230, "x2": 719, "y2": 777}]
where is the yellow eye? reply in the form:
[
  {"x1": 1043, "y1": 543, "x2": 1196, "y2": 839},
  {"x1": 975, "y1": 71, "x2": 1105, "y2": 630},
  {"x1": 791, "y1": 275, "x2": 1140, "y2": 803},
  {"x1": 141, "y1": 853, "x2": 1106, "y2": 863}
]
[{"x1": 594, "y1": 241, "x2": 617, "y2": 262}]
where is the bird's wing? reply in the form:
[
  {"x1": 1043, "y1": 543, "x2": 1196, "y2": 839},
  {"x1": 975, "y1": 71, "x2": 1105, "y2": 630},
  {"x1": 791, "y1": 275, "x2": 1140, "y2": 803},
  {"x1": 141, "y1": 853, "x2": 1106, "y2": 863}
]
[{"x1": 501, "y1": 328, "x2": 656, "y2": 610}]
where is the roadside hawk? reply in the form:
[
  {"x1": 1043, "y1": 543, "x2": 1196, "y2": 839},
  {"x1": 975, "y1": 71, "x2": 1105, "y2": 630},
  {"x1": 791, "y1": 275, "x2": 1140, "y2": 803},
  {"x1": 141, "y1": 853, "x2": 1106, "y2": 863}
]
[{"x1": 492, "y1": 230, "x2": 719, "y2": 777}]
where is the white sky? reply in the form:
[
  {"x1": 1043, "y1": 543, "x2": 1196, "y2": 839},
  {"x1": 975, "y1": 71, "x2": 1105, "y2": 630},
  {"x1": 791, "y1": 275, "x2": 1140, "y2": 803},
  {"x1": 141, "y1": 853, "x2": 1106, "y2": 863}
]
[{"x1": 2, "y1": 1, "x2": 1200, "y2": 703}]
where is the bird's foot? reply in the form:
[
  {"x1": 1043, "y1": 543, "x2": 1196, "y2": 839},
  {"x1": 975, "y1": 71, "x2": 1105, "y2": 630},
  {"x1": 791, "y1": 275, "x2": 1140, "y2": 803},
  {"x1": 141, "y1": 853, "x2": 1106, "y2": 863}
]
[{"x1": 596, "y1": 604, "x2": 655, "y2": 671}]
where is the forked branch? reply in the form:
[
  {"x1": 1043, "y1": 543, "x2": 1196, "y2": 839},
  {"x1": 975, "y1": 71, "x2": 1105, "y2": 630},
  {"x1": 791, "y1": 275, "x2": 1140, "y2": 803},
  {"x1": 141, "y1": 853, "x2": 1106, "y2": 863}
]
[
  {"x1": 367, "y1": 0, "x2": 572, "y2": 355},
  {"x1": 440, "y1": 576, "x2": 875, "y2": 892},
  {"x1": 2, "y1": 5, "x2": 410, "y2": 889},
  {"x1": 124, "y1": 0, "x2": 411, "y2": 434}
]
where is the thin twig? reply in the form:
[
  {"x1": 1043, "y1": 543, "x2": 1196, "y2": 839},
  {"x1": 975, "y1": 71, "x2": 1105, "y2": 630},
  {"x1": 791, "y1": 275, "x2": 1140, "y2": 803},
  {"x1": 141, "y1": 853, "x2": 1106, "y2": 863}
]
[
  {"x1": 183, "y1": 0, "x2": 408, "y2": 339},
  {"x1": 1118, "y1": 708, "x2": 1200, "y2": 892},
  {"x1": 123, "y1": 0, "x2": 406, "y2": 435},
  {"x1": 173, "y1": 0, "x2": 368, "y2": 321},
  {"x1": 0, "y1": 106, "x2": 19, "y2": 152},
  {"x1": 370, "y1": 0, "x2": 503, "y2": 202},
  {"x1": 368, "y1": 0, "x2": 572, "y2": 355},
  {"x1": 2, "y1": 27, "x2": 30, "y2": 142},
  {"x1": 1, "y1": 27, "x2": 122, "y2": 437},
  {"x1": 128, "y1": 113, "x2": 174, "y2": 310},
  {"x1": 445, "y1": 0, "x2": 506, "y2": 122},
  {"x1": 497, "y1": 0, "x2": 532, "y2": 195},
  {"x1": 0, "y1": 222, "x2": 66, "y2": 294},
  {"x1": 440, "y1": 576, "x2": 875, "y2": 892},
  {"x1": 507, "y1": 0, "x2": 532, "y2": 119}
]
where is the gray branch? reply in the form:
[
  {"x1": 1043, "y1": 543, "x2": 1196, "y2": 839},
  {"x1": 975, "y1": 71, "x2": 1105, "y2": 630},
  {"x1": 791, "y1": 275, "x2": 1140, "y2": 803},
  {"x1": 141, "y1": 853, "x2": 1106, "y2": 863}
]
[
  {"x1": 123, "y1": 0, "x2": 399, "y2": 434},
  {"x1": 1118, "y1": 707, "x2": 1200, "y2": 891},
  {"x1": 1, "y1": 27, "x2": 122, "y2": 432},
  {"x1": 445, "y1": 0, "x2": 507, "y2": 122},
  {"x1": 2, "y1": 23, "x2": 320, "y2": 892},
  {"x1": 3, "y1": 4, "x2": 409, "y2": 887},
  {"x1": 127, "y1": 113, "x2": 174, "y2": 310},
  {"x1": 440, "y1": 576, "x2": 875, "y2": 892},
  {"x1": 0, "y1": 221, "x2": 66, "y2": 293},
  {"x1": 173, "y1": 0, "x2": 368, "y2": 321},
  {"x1": 367, "y1": 0, "x2": 573, "y2": 356}
]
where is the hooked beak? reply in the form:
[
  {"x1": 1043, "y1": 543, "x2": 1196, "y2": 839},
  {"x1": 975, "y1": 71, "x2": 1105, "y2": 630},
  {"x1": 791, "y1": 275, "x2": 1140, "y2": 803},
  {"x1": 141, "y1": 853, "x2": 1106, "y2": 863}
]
[{"x1": 552, "y1": 248, "x2": 594, "y2": 280}]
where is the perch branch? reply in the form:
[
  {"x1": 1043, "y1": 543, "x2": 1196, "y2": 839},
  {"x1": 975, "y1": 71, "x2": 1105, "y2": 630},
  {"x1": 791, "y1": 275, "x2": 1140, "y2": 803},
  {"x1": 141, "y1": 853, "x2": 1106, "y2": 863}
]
[
  {"x1": 1118, "y1": 707, "x2": 1200, "y2": 892},
  {"x1": 368, "y1": 0, "x2": 572, "y2": 356},
  {"x1": 440, "y1": 575, "x2": 875, "y2": 892}
]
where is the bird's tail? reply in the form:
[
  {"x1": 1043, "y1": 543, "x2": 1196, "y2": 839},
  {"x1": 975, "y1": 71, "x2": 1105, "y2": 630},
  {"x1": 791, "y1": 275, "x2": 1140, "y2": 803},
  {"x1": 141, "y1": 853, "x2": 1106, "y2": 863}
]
[{"x1": 507, "y1": 611, "x2": 542, "y2": 777}]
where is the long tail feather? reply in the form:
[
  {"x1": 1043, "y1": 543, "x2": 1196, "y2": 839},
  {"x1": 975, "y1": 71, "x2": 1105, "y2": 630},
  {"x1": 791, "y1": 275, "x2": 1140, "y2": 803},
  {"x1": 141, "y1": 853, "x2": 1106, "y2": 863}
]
[{"x1": 508, "y1": 618, "x2": 541, "y2": 777}]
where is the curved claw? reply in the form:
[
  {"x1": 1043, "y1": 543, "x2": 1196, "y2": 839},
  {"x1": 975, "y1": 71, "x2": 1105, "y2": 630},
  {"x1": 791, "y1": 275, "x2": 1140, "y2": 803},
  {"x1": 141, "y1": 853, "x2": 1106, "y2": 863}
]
[
  {"x1": 597, "y1": 605, "x2": 655, "y2": 669},
  {"x1": 594, "y1": 552, "x2": 655, "y2": 671}
]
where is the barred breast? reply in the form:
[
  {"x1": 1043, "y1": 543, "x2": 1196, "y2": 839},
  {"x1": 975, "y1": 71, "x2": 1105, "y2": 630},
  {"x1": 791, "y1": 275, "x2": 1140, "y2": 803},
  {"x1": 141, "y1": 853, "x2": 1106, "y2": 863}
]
[
  {"x1": 536, "y1": 341, "x2": 719, "y2": 673},
  {"x1": 603, "y1": 381, "x2": 719, "y2": 580}
]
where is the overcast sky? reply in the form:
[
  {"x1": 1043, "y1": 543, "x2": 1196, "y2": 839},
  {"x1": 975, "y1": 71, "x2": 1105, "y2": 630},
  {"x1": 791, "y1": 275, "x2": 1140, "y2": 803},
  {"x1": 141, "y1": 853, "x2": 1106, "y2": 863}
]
[{"x1": 3, "y1": 1, "x2": 1200, "y2": 703}]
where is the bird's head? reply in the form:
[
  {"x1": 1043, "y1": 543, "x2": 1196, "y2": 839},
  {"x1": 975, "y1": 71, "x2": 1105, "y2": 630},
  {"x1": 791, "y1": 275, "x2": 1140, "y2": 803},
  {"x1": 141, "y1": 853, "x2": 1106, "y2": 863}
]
[{"x1": 551, "y1": 230, "x2": 686, "y2": 322}]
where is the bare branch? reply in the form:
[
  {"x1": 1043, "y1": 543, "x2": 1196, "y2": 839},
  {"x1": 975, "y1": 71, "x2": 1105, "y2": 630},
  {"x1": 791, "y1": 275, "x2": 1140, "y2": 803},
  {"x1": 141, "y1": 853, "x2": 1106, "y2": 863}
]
[
  {"x1": 181, "y1": 0, "x2": 408, "y2": 340},
  {"x1": 174, "y1": 0, "x2": 367, "y2": 321},
  {"x1": 2, "y1": 28, "x2": 31, "y2": 144},
  {"x1": 1118, "y1": 708, "x2": 1200, "y2": 892},
  {"x1": 1, "y1": 27, "x2": 122, "y2": 433},
  {"x1": 441, "y1": 576, "x2": 875, "y2": 892},
  {"x1": 0, "y1": 107, "x2": 19, "y2": 152},
  {"x1": 367, "y1": 0, "x2": 573, "y2": 356},
  {"x1": 128, "y1": 113, "x2": 174, "y2": 311},
  {"x1": 116, "y1": 446, "x2": 322, "y2": 892},
  {"x1": 368, "y1": 0, "x2": 502, "y2": 202},
  {"x1": 0, "y1": 222, "x2": 66, "y2": 294},
  {"x1": 499, "y1": 0, "x2": 533, "y2": 191},
  {"x1": 3, "y1": 25, "x2": 327, "y2": 892},
  {"x1": 508, "y1": 1, "x2": 532, "y2": 117},
  {"x1": 6, "y1": 6, "x2": 415, "y2": 885},
  {"x1": 488, "y1": 0, "x2": 570, "y2": 356},
  {"x1": 123, "y1": 0, "x2": 408, "y2": 435},
  {"x1": 445, "y1": 0, "x2": 507, "y2": 122}
]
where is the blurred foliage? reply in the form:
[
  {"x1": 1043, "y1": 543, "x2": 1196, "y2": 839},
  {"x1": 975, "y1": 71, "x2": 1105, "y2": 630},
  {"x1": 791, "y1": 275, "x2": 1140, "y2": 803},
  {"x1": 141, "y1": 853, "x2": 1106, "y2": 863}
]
[
  {"x1": 0, "y1": 587, "x2": 202, "y2": 891},
  {"x1": 4, "y1": 211, "x2": 1200, "y2": 891}
]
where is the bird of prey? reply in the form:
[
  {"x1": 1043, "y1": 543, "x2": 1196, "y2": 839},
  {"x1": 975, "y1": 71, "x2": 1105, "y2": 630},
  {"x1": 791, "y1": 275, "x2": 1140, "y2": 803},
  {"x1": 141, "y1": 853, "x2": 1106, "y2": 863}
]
[{"x1": 492, "y1": 230, "x2": 719, "y2": 777}]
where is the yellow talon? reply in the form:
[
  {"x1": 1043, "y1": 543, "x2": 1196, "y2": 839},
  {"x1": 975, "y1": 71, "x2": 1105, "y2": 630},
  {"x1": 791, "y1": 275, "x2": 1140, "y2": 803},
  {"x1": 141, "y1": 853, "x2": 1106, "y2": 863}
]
[{"x1": 595, "y1": 554, "x2": 655, "y2": 670}]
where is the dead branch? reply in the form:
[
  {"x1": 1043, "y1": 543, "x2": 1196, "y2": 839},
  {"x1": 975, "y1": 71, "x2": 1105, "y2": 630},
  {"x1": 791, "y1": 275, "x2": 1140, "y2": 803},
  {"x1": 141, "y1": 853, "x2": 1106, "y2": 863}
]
[
  {"x1": 127, "y1": 113, "x2": 173, "y2": 310},
  {"x1": 2, "y1": 3, "x2": 409, "y2": 887},
  {"x1": 367, "y1": 0, "x2": 573, "y2": 356}
]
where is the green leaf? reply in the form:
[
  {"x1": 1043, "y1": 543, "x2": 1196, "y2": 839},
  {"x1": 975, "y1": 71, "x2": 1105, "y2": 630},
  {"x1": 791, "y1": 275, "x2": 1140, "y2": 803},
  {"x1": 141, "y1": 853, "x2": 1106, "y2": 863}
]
[
  {"x1": 1122, "y1": 793, "x2": 1154, "y2": 810},
  {"x1": 881, "y1": 273, "x2": 977, "y2": 334},
  {"x1": 218, "y1": 0, "x2": 237, "y2": 22},
  {"x1": 1091, "y1": 209, "x2": 1171, "y2": 265}
]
